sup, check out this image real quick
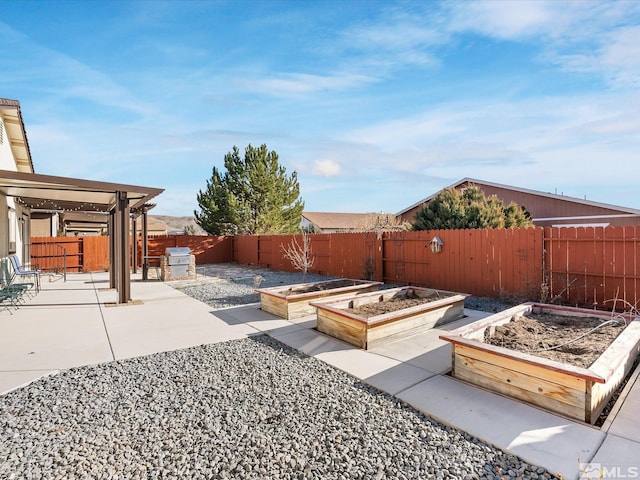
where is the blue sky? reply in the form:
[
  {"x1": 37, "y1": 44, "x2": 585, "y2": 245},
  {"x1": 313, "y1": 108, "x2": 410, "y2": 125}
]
[{"x1": 1, "y1": 0, "x2": 639, "y2": 216}]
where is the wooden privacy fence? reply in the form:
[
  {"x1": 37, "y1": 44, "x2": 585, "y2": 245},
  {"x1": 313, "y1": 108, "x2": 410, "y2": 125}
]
[
  {"x1": 29, "y1": 235, "x2": 233, "y2": 273},
  {"x1": 30, "y1": 226, "x2": 640, "y2": 311},
  {"x1": 30, "y1": 237, "x2": 85, "y2": 273},
  {"x1": 235, "y1": 229, "x2": 544, "y2": 301},
  {"x1": 233, "y1": 227, "x2": 640, "y2": 311}
]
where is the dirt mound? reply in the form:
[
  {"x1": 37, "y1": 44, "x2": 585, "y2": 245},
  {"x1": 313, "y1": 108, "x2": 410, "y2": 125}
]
[
  {"x1": 349, "y1": 290, "x2": 452, "y2": 317},
  {"x1": 281, "y1": 279, "x2": 359, "y2": 294},
  {"x1": 486, "y1": 313, "x2": 626, "y2": 368}
]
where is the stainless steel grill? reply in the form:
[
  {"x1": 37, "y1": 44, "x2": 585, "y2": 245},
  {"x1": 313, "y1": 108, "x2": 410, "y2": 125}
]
[{"x1": 165, "y1": 247, "x2": 191, "y2": 277}]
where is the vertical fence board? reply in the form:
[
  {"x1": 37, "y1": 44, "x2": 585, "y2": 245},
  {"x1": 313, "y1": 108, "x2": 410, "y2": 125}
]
[
  {"x1": 310, "y1": 234, "x2": 330, "y2": 276},
  {"x1": 625, "y1": 226, "x2": 639, "y2": 310}
]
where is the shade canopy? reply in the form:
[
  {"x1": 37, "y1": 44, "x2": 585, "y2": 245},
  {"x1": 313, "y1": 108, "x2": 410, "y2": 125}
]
[
  {"x1": 0, "y1": 169, "x2": 163, "y2": 212},
  {"x1": 0, "y1": 169, "x2": 164, "y2": 304}
]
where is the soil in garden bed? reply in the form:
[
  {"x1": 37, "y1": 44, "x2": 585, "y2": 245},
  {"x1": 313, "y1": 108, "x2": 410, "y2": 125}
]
[
  {"x1": 486, "y1": 312, "x2": 627, "y2": 368},
  {"x1": 347, "y1": 290, "x2": 454, "y2": 317},
  {"x1": 281, "y1": 279, "x2": 360, "y2": 295}
]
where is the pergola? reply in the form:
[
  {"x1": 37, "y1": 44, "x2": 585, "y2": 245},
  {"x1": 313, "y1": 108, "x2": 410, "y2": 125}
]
[{"x1": 0, "y1": 169, "x2": 164, "y2": 304}]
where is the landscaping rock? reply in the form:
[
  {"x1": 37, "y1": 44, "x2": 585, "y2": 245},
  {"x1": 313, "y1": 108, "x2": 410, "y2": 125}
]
[{"x1": 0, "y1": 335, "x2": 557, "y2": 479}]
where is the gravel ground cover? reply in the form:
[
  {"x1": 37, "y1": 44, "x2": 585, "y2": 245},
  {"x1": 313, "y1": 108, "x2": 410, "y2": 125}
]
[
  {"x1": 179, "y1": 268, "x2": 337, "y2": 310},
  {"x1": 179, "y1": 264, "x2": 513, "y2": 313},
  {"x1": 0, "y1": 335, "x2": 556, "y2": 480}
]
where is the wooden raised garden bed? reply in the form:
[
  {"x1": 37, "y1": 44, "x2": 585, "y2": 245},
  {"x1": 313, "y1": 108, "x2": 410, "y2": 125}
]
[
  {"x1": 311, "y1": 287, "x2": 469, "y2": 349},
  {"x1": 255, "y1": 279, "x2": 382, "y2": 320},
  {"x1": 440, "y1": 303, "x2": 640, "y2": 424}
]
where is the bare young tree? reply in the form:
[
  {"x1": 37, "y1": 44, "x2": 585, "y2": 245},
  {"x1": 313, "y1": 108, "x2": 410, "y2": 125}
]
[
  {"x1": 281, "y1": 232, "x2": 315, "y2": 281},
  {"x1": 356, "y1": 213, "x2": 411, "y2": 239}
]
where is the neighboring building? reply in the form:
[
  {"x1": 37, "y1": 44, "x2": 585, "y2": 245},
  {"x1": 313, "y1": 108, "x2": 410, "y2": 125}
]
[
  {"x1": 302, "y1": 212, "x2": 401, "y2": 233},
  {"x1": 0, "y1": 98, "x2": 35, "y2": 258},
  {"x1": 30, "y1": 211, "x2": 60, "y2": 237},
  {"x1": 59, "y1": 212, "x2": 109, "y2": 236},
  {"x1": 397, "y1": 178, "x2": 640, "y2": 228}
]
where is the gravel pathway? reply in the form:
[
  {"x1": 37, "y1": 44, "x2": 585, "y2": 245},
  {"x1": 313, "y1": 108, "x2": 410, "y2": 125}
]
[
  {"x1": 1, "y1": 336, "x2": 555, "y2": 480},
  {"x1": 178, "y1": 264, "x2": 514, "y2": 313},
  {"x1": 1, "y1": 265, "x2": 556, "y2": 479},
  {"x1": 179, "y1": 267, "x2": 337, "y2": 310}
]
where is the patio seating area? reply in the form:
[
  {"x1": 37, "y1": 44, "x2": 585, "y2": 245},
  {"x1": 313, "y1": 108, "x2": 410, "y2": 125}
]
[{"x1": 1, "y1": 267, "x2": 639, "y2": 479}]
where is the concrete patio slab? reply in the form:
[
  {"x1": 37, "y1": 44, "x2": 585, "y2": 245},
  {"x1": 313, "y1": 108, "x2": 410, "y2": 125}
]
[
  {"x1": 0, "y1": 303, "x2": 113, "y2": 370},
  {"x1": 397, "y1": 375, "x2": 605, "y2": 480},
  {"x1": 0, "y1": 370, "x2": 59, "y2": 396},
  {"x1": 604, "y1": 363, "x2": 640, "y2": 443},
  {"x1": 102, "y1": 298, "x2": 259, "y2": 360},
  {"x1": 368, "y1": 310, "x2": 491, "y2": 374},
  {"x1": 588, "y1": 434, "x2": 640, "y2": 479},
  {"x1": 271, "y1": 327, "x2": 354, "y2": 357},
  {"x1": 273, "y1": 328, "x2": 435, "y2": 395},
  {"x1": 318, "y1": 350, "x2": 435, "y2": 396}
]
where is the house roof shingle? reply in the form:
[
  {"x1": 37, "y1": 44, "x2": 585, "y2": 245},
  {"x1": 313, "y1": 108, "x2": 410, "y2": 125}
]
[{"x1": 302, "y1": 212, "x2": 390, "y2": 230}]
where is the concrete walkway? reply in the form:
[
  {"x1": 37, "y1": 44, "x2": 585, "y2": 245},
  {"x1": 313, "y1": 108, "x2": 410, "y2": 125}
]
[{"x1": 1, "y1": 269, "x2": 639, "y2": 480}]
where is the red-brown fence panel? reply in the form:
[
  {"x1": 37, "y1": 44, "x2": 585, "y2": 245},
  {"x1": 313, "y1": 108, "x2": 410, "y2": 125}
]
[
  {"x1": 30, "y1": 236, "x2": 84, "y2": 272},
  {"x1": 276, "y1": 234, "x2": 331, "y2": 275},
  {"x1": 83, "y1": 236, "x2": 109, "y2": 271},
  {"x1": 326, "y1": 232, "x2": 379, "y2": 280},
  {"x1": 544, "y1": 226, "x2": 640, "y2": 311},
  {"x1": 257, "y1": 235, "x2": 275, "y2": 269},
  {"x1": 382, "y1": 228, "x2": 543, "y2": 299},
  {"x1": 308, "y1": 234, "x2": 331, "y2": 275},
  {"x1": 233, "y1": 236, "x2": 259, "y2": 265},
  {"x1": 143, "y1": 235, "x2": 233, "y2": 265}
]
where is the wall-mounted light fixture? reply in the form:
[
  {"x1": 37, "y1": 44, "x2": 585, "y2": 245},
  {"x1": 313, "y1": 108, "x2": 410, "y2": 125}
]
[{"x1": 429, "y1": 236, "x2": 444, "y2": 253}]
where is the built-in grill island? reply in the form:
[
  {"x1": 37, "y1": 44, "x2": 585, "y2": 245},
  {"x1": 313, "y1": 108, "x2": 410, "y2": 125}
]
[{"x1": 161, "y1": 247, "x2": 196, "y2": 281}]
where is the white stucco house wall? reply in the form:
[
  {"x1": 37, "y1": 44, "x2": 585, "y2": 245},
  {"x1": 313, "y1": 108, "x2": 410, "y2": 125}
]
[{"x1": 0, "y1": 98, "x2": 35, "y2": 262}]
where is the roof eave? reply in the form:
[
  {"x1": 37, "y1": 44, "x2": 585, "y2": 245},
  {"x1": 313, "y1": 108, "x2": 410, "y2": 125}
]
[{"x1": 0, "y1": 98, "x2": 35, "y2": 173}]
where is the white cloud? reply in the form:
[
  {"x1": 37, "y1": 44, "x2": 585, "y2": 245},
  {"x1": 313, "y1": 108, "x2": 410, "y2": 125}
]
[
  {"x1": 241, "y1": 71, "x2": 378, "y2": 98},
  {"x1": 312, "y1": 159, "x2": 341, "y2": 177},
  {"x1": 553, "y1": 26, "x2": 640, "y2": 89},
  {"x1": 448, "y1": 0, "x2": 559, "y2": 39},
  {"x1": 446, "y1": 1, "x2": 640, "y2": 89}
]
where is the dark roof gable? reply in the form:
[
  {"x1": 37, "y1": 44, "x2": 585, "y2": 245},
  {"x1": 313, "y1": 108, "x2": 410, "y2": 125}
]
[{"x1": 397, "y1": 177, "x2": 640, "y2": 216}]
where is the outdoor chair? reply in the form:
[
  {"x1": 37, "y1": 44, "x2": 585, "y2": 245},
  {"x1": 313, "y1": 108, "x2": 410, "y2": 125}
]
[
  {"x1": 2, "y1": 258, "x2": 33, "y2": 297},
  {"x1": 0, "y1": 258, "x2": 27, "y2": 312},
  {"x1": 9, "y1": 254, "x2": 40, "y2": 293}
]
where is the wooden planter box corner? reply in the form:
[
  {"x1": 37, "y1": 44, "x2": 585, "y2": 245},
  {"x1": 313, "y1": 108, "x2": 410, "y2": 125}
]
[
  {"x1": 440, "y1": 303, "x2": 640, "y2": 424},
  {"x1": 256, "y1": 279, "x2": 382, "y2": 320}
]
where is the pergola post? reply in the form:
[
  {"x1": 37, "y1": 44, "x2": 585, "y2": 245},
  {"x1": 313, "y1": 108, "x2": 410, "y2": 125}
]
[
  {"x1": 131, "y1": 215, "x2": 138, "y2": 274},
  {"x1": 115, "y1": 191, "x2": 131, "y2": 304},
  {"x1": 109, "y1": 211, "x2": 116, "y2": 289},
  {"x1": 142, "y1": 210, "x2": 149, "y2": 280}
]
